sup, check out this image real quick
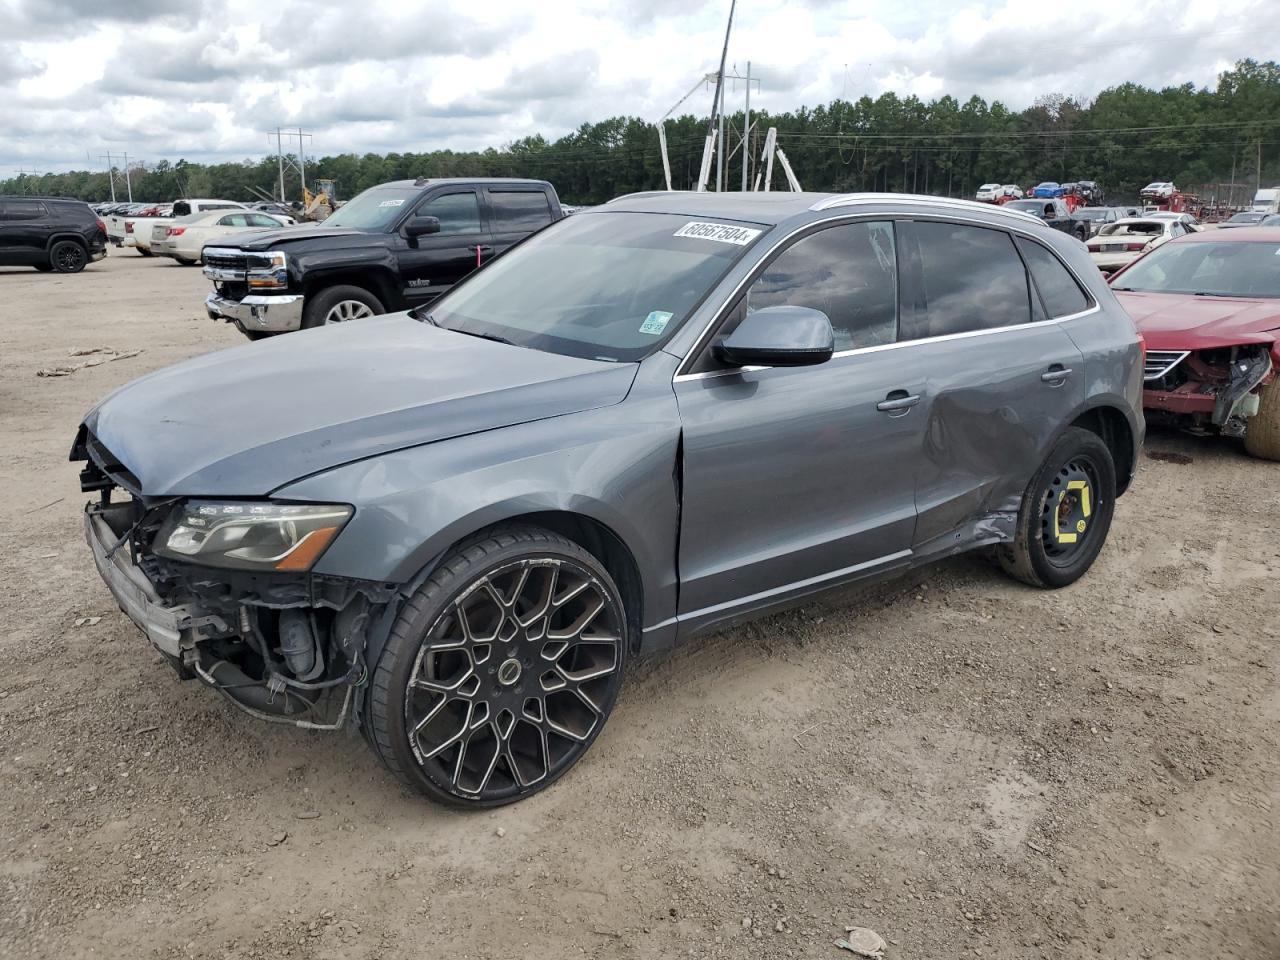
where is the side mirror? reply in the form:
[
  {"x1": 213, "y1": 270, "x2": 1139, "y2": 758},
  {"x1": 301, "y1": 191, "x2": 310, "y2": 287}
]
[
  {"x1": 404, "y1": 215, "x2": 441, "y2": 238},
  {"x1": 713, "y1": 305, "x2": 834, "y2": 368}
]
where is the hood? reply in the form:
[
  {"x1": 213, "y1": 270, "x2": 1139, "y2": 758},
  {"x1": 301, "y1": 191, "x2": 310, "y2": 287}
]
[
  {"x1": 233, "y1": 225, "x2": 370, "y2": 250},
  {"x1": 83, "y1": 315, "x2": 638, "y2": 497},
  {"x1": 1113, "y1": 291, "x2": 1280, "y2": 351}
]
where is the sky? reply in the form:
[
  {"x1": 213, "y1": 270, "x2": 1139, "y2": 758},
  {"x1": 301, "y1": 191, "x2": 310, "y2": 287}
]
[{"x1": 1, "y1": 0, "x2": 1276, "y2": 174}]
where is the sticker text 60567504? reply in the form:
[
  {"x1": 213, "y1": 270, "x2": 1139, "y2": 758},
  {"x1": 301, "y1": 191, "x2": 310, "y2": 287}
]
[{"x1": 673, "y1": 221, "x2": 763, "y2": 246}]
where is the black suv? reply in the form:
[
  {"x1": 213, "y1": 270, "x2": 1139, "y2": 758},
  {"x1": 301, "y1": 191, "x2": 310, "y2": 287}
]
[
  {"x1": 0, "y1": 197, "x2": 108, "y2": 273},
  {"x1": 203, "y1": 178, "x2": 563, "y2": 338}
]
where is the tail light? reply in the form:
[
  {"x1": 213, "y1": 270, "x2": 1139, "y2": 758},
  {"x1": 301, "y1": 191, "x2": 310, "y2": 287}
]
[
  {"x1": 166, "y1": 227, "x2": 186, "y2": 237},
  {"x1": 125, "y1": 222, "x2": 134, "y2": 234},
  {"x1": 95, "y1": 219, "x2": 106, "y2": 235},
  {"x1": 1125, "y1": 242, "x2": 1147, "y2": 252}
]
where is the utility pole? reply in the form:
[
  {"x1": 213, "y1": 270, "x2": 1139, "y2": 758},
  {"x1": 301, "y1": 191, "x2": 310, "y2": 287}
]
[
  {"x1": 270, "y1": 128, "x2": 313, "y2": 203},
  {"x1": 123, "y1": 151, "x2": 132, "y2": 202},
  {"x1": 1258, "y1": 139, "x2": 1263, "y2": 193},
  {"x1": 707, "y1": 0, "x2": 735, "y2": 192},
  {"x1": 741, "y1": 61, "x2": 754, "y2": 191}
]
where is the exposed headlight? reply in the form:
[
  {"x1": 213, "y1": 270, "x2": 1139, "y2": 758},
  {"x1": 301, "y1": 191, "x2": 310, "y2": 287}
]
[
  {"x1": 155, "y1": 500, "x2": 352, "y2": 572},
  {"x1": 246, "y1": 251, "x2": 288, "y2": 290}
]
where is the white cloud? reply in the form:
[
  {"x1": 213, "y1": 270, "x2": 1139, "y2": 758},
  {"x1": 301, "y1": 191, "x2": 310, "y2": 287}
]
[{"x1": 0, "y1": 0, "x2": 1276, "y2": 172}]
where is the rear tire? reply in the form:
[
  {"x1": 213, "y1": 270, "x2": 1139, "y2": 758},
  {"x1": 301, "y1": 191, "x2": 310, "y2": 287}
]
[
  {"x1": 174, "y1": 256, "x2": 197, "y2": 266},
  {"x1": 1244, "y1": 381, "x2": 1280, "y2": 461},
  {"x1": 50, "y1": 240, "x2": 87, "y2": 273},
  {"x1": 366, "y1": 525, "x2": 628, "y2": 807},
  {"x1": 301, "y1": 285, "x2": 384, "y2": 329},
  {"x1": 998, "y1": 427, "x2": 1116, "y2": 589},
  {"x1": 137, "y1": 248, "x2": 153, "y2": 257}
]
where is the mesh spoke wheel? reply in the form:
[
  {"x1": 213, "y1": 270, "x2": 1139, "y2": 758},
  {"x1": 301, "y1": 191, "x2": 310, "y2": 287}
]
[{"x1": 403, "y1": 556, "x2": 623, "y2": 802}]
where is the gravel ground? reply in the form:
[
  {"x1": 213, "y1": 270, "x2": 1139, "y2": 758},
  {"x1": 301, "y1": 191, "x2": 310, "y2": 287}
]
[{"x1": 1, "y1": 253, "x2": 1277, "y2": 959}]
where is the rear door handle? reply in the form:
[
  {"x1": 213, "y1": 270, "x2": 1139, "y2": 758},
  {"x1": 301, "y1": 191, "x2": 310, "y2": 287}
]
[
  {"x1": 1041, "y1": 366, "x2": 1073, "y2": 384},
  {"x1": 876, "y1": 391, "x2": 921, "y2": 413}
]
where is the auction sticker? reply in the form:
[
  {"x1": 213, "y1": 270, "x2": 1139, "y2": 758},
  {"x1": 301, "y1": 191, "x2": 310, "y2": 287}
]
[
  {"x1": 639, "y1": 311, "x2": 674, "y2": 335},
  {"x1": 674, "y1": 221, "x2": 762, "y2": 245}
]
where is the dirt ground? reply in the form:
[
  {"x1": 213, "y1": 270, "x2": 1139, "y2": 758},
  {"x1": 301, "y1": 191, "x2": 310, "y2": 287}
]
[{"x1": 1, "y1": 253, "x2": 1277, "y2": 960}]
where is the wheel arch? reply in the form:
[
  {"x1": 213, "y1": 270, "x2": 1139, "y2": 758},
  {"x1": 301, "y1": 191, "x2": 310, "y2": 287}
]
[
  {"x1": 370, "y1": 506, "x2": 648, "y2": 666},
  {"x1": 46, "y1": 231, "x2": 88, "y2": 252},
  {"x1": 301, "y1": 267, "x2": 397, "y2": 310},
  {"x1": 1067, "y1": 403, "x2": 1137, "y2": 496}
]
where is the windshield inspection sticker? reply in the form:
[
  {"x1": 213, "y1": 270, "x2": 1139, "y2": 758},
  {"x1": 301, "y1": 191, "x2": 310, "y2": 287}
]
[
  {"x1": 639, "y1": 311, "x2": 674, "y2": 335},
  {"x1": 674, "y1": 221, "x2": 762, "y2": 246},
  {"x1": 378, "y1": 198, "x2": 405, "y2": 207}
]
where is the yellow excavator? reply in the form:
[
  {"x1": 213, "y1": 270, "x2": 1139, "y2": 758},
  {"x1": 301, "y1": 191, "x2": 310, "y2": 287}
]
[{"x1": 301, "y1": 179, "x2": 338, "y2": 221}]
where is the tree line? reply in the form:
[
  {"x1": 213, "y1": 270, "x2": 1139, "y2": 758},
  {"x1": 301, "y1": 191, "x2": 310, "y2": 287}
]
[{"x1": 5, "y1": 59, "x2": 1279, "y2": 207}]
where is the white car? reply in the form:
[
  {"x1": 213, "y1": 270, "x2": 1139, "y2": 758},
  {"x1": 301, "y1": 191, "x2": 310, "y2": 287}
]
[
  {"x1": 1000, "y1": 184, "x2": 1024, "y2": 199},
  {"x1": 1143, "y1": 210, "x2": 1200, "y2": 232},
  {"x1": 113, "y1": 199, "x2": 249, "y2": 255},
  {"x1": 975, "y1": 183, "x2": 1002, "y2": 201},
  {"x1": 151, "y1": 210, "x2": 294, "y2": 265},
  {"x1": 1140, "y1": 182, "x2": 1175, "y2": 200},
  {"x1": 1086, "y1": 217, "x2": 1188, "y2": 272}
]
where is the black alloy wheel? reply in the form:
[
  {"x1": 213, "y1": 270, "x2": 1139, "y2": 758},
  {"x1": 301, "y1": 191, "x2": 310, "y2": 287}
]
[
  {"x1": 51, "y1": 241, "x2": 87, "y2": 273},
  {"x1": 367, "y1": 526, "x2": 627, "y2": 807}
]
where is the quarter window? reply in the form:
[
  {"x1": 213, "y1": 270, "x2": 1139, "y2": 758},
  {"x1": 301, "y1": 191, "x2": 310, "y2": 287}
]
[
  {"x1": 418, "y1": 192, "x2": 482, "y2": 234},
  {"x1": 901, "y1": 222, "x2": 1032, "y2": 340},
  {"x1": 741, "y1": 221, "x2": 899, "y2": 352},
  {"x1": 488, "y1": 191, "x2": 554, "y2": 231},
  {"x1": 1016, "y1": 237, "x2": 1091, "y2": 318}
]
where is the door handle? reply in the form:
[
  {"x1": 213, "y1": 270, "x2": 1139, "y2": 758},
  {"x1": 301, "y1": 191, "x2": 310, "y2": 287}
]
[
  {"x1": 876, "y1": 391, "x2": 921, "y2": 413},
  {"x1": 1041, "y1": 366, "x2": 1073, "y2": 384}
]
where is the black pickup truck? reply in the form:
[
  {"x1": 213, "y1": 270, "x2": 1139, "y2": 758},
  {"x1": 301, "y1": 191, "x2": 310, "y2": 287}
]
[{"x1": 203, "y1": 178, "x2": 563, "y2": 338}]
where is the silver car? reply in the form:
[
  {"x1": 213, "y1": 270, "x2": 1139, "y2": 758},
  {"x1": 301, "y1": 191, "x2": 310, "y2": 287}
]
[{"x1": 73, "y1": 192, "x2": 1144, "y2": 806}]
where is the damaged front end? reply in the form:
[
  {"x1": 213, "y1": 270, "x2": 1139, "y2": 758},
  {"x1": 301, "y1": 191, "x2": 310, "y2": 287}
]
[
  {"x1": 74, "y1": 429, "x2": 395, "y2": 730},
  {"x1": 1143, "y1": 344, "x2": 1275, "y2": 437}
]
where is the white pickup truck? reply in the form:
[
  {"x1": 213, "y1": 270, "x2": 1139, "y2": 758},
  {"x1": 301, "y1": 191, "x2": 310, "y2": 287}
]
[{"x1": 107, "y1": 199, "x2": 247, "y2": 255}]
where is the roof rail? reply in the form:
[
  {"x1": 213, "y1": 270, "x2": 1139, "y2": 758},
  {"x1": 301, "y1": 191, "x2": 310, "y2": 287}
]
[
  {"x1": 607, "y1": 190, "x2": 694, "y2": 203},
  {"x1": 811, "y1": 192, "x2": 1042, "y2": 225}
]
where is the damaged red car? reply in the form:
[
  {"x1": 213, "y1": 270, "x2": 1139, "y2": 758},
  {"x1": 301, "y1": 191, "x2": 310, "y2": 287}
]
[{"x1": 1109, "y1": 227, "x2": 1280, "y2": 460}]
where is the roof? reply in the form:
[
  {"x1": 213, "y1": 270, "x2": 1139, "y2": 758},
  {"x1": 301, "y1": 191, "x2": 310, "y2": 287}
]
[
  {"x1": 0, "y1": 195, "x2": 84, "y2": 203},
  {"x1": 379, "y1": 177, "x2": 551, "y2": 190},
  {"x1": 1178, "y1": 226, "x2": 1280, "y2": 243},
  {"x1": 603, "y1": 190, "x2": 1044, "y2": 227}
]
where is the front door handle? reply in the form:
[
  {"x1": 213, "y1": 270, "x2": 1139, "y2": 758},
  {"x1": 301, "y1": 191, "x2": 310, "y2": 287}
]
[
  {"x1": 876, "y1": 390, "x2": 921, "y2": 413},
  {"x1": 1041, "y1": 365, "x2": 1073, "y2": 384}
]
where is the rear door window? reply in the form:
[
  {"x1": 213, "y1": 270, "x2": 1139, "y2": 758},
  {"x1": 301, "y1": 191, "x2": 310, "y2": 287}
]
[
  {"x1": 1016, "y1": 237, "x2": 1091, "y2": 318},
  {"x1": 488, "y1": 191, "x2": 554, "y2": 232},
  {"x1": 0, "y1": 201, "x2": 47, "y2": 221},
  {"x1": 900, "y1": 221, "x2": 1032, "y2": 340}
]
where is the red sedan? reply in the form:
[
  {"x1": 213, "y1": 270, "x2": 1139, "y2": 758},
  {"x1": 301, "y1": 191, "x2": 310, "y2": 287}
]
[{"x1": 1108, "y1": 227, "x2": 1280, "y2": 460}]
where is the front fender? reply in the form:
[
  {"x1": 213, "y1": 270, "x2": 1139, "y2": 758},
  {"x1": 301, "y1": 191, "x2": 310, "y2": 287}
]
[{"x1": 274, "y1": 391, "x2": 683, "y2": 631}]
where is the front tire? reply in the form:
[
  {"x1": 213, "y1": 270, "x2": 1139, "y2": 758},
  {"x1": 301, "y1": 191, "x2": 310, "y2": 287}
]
[
  {"x1": 301, "y1": 284, "x2": 384, "y2": 329},
  {"x1": 174, "y1": 256, "x2": 197, "y2": 266},
  {"x1": 137, "y1": 248, "x2": 153, "y2": 257},
  {"x1": 366, "y1": 526, "x2": 628, "y2": 807},
  {"x1": 1244, "y1": 381, "x2": 1280, "y2": 461},
  {"x1": 50, "y1": 240, "x2": 87, "y2": 273},
  {"x1": 999, "y1": 427, "x2": 1116, "y2": 588}
]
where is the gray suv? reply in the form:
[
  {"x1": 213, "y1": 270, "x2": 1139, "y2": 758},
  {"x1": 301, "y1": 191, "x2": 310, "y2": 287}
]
[{"x1": 73, "y1": 192, "x2": 1144, "y2": 807}]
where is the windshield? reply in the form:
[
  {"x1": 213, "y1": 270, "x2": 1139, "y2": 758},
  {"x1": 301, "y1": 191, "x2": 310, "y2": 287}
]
[
  {"x1": 1112, "y1": 240, "x2": 1280, "y2": 298},
  {"x1": 424, "y1": 211, "x2": 762, "y2": 361},
  {"x1": 323, "y1": 185, "x2": 421, "y2": 230},
  {"x1": 1076, "y1": 209, "x2": 1111, "y2": 220},
  {"x1": 1227, "y1": 213, "x2": 1265, "y2": 224}
]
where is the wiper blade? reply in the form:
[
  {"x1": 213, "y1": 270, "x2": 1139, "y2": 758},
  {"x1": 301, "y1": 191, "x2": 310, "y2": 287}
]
[
  {"x1": 1110, "y1": 286, "x2": 1135, "y2": 291},
  {"x1": 458, "y1": 329, "x2": 515, "y2": 346},
  {"x1": 412, "y1": 309, "x2": 440, "y2": 326}
]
